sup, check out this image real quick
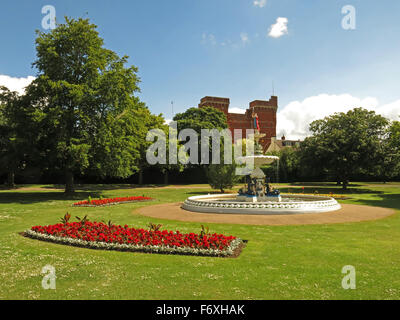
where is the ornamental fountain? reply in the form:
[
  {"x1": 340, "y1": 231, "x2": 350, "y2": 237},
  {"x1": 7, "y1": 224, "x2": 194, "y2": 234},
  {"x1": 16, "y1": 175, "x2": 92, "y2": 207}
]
[{"x1": 182, "y1": 129, "x2": 341, "y2": 215}]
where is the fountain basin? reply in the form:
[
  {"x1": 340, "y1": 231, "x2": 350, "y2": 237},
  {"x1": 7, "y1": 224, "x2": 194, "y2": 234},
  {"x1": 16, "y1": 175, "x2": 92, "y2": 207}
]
[{"x1": 182, "y1": 194, "x2": 341, "y2": 215}]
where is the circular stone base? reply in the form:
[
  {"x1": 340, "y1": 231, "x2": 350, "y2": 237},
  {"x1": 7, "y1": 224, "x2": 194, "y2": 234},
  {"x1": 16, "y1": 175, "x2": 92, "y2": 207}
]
[
  {"x1": 135, "y1": 203, "x2": 396, "y2": 226},
  {"x1": 182, "y1": 194, "x2": 341, "y2": 215}
]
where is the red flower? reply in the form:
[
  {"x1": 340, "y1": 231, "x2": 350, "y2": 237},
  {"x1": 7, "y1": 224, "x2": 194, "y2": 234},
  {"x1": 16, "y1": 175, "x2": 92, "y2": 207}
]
[
  {"x1": 30, "y1": 220, "x2": 236, "y2": 251},
  {"x1": 73, "y1": 196, "x2": 152, "y2": 207}
]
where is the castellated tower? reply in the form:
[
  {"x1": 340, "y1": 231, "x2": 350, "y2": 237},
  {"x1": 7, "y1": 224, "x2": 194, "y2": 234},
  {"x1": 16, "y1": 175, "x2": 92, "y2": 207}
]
[
  {"x1": 198, "y1": 96, "x2": 278, "y2": 151},
  {"x1": 198, "y1": 97, "x2": 230, "y2": 114}
]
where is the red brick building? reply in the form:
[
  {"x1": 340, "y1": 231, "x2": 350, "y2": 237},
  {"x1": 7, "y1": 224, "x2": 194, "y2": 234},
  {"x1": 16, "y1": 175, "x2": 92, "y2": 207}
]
[{"x1": 198, "y1": 96, "x2": 278, "y2": 151}]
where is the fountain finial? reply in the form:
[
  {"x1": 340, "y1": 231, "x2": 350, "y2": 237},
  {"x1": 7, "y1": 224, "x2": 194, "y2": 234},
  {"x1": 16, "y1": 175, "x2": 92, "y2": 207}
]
[{"x1": 252, "y1": 111, "x2": 265, "y2": 155}]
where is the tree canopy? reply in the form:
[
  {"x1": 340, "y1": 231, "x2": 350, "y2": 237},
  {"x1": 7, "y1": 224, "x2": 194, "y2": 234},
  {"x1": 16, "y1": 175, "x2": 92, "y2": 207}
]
[
  {"x1": 173, "y1": 106, "x2": 228, "y2": 133},
  {"x1": 22, "y1": 17, "x2": 164, "y2": 193},
  {"x1": 0, "y1": 86, "x2": 22, "y2": 187},
  {"x1": 375, "y1": 121, "x2": 400, "y2": 182},
  {"x1": 300, "y1": 108, "x2": 389, "y2": 189}
]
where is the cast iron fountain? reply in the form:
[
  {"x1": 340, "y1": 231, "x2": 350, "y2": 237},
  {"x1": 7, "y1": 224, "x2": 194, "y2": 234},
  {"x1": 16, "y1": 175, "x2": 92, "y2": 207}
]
[{"x1": 182, "y1": 130, "x2": 341, "y2": 215}]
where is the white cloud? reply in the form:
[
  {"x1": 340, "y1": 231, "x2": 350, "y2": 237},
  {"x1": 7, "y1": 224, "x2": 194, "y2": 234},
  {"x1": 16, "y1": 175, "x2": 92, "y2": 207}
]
[
  {"x1": 201, "y1": 33, "x2": 217, "y2": 46},
  {"x1": 201, "y1": 32, "x2": 250, "y2": 48},
  {"x1": 268, "y1": 17, "x2": 289, "y2": 38},
  {"x1": 377, "y1": 99, "x2": 400, "y2": 121},
  {"x1": 254, "y1": 0, "x2": 267, "y2": 8},
  {"x1": 277, "y1": 94, "x2": 400, "y2": 140},
  {"x1": 240, "y1": 32, "x2": 249, "y2": 45},
  {"x1": 229, "y1": 107, "x2": 246, "y2": 114},
  {"x1": 0, "y1": 74, "x2": 35, "y2": 95}
]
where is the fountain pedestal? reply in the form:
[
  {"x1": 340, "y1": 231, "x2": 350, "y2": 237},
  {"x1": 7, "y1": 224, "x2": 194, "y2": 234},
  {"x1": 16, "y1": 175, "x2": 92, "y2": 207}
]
[
  {"x1": 236, "y1": 169, "x2": 282, "y2": 203},
  {"x1": 236, "y1": 132, "x2": 281, "y2": 202}
]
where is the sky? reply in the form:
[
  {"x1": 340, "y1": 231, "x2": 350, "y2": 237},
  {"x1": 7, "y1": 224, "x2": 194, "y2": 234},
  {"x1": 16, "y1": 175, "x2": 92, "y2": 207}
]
[{"x1": 1, "y1": 0, "x2": 400, "y2": 139}]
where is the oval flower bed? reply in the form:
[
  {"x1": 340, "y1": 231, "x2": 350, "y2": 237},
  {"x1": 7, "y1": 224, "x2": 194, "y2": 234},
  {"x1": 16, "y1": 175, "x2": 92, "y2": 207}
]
[
  {"x1": 24, "y1": 219, "x2": 243, "y2": 257},
  {"x1": 73, "y1": 196, "x2": 153, "y2": 207}
]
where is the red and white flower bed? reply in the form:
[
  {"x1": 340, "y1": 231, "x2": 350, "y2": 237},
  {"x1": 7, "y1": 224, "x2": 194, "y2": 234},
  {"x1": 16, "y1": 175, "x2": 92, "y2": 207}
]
[
  {"x1": 73, "y1": 196, "x2": 152, "y2": 207},
  {"x1": 25, "y1": 220, "x2": 243, "y2": 257}
]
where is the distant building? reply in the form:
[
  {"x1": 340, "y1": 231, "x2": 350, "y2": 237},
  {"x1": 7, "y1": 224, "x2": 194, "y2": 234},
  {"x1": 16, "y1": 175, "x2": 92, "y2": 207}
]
[
  {"x1": 266, "y1": 135, "x2": 302, "y2": 153},
  {"x1": 196, "y1": 95, "x2": 302, "y2": 152},
  {"x1": 198, "y1": 96, "x2": 278, "y2": 151}
]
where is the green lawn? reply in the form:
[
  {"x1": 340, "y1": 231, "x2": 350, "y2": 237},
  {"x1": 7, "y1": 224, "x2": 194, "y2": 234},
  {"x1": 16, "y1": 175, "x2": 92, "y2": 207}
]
[{"x1": 0, "y1": 182, "x2": 400, "y2": 300}]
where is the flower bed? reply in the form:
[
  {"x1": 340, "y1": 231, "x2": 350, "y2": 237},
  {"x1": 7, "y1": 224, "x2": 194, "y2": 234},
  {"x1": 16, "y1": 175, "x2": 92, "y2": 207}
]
[
  {"x1": 24, "y1": 220, "x2": 243, "y2": 257},
  {"x1": 73, "y1": 196, "x2": 153, "y2": 207}
]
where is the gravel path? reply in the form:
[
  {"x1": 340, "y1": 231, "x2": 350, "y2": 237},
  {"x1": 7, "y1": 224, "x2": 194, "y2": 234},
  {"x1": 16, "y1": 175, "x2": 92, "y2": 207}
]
[{"x1": 135, "y1": 202, "x2": 396, "y2": 226}]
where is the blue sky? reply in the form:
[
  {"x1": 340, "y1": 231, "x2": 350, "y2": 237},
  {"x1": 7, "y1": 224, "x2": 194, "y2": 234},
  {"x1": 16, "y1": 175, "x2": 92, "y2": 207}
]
[{"x1": 1, "y1": 0, "x2": 399, "y2": 138}]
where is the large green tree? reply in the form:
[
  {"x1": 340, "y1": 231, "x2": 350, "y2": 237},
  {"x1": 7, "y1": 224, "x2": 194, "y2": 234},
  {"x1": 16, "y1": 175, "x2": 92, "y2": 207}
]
[
  {"x1": 206, "y1": 142, "x2": 239, "y2": 193},
  {"x1": 173, "y1": 106, "x2": 228, "y2": 133},
  {"x1": 375, "y1": 121, "x2": 400, "y2": 182},
  {"x1": 173, "y1": 106, "x2": 233, "y2": 187},
  {"x1": 0, "y1": 86, "x2": 22, "y2": 187},
  {"x1": 173, "y1": 106, "x2": 228, "y2": 163},
  {"x1": 23, "y1": 17, "x2": 155, "y2": 193},
  {"x1": 134, "y1": 109, "x2": 171, "y2": 185},
  {"x1": 173, "y1": 106, "x2": 241, "y2": 189},
  {"x1": 300, "y1": 108, "x2": 389, "y2": 190},
  {"x1": 264, "y1": 148, "x2": 301, "y2": 183}
]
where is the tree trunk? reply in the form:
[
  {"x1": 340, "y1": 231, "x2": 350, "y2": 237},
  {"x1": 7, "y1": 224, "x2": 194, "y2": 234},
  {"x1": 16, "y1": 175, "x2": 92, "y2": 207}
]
[
  {"x1": 163, "y1": 170, "x2": 169, "y2": 185},
  {"x1": 138, "y1": 170, "x2": 144, "y2": 185},
  {"x1": 342, "y1": 180, "x2": 348, "y2": 190},
  {"x1": 7, "y1": 170, "x2": 15, "y2": 188},
  {"x1": 65, "y1": 170, "x2": 75, "y2": 194}
]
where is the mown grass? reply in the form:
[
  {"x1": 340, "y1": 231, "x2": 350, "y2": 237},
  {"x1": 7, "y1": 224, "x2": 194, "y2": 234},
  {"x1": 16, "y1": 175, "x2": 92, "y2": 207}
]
[{"x1": 0, "y1": 182, "x2": 399, "y2": 300}]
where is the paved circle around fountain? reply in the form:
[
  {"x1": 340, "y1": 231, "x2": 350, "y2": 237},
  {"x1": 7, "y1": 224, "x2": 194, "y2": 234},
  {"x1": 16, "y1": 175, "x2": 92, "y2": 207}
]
[{"x1": 135, "y1": 202, "x2": 396, "y2": 226}]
